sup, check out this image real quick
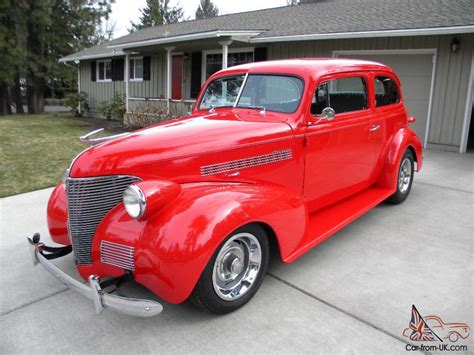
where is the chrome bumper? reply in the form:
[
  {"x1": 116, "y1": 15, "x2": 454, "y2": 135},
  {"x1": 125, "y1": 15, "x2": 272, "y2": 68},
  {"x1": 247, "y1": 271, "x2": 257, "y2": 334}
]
[{"x1": 28, "y1": 238, "x2": 163, "y2": 317}]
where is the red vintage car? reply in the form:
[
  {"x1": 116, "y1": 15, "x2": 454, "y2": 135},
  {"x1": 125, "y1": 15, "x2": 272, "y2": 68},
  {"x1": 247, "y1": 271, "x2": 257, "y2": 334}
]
[{"x1": 28, "y1": 59, "x2": 422, "y2": 317}]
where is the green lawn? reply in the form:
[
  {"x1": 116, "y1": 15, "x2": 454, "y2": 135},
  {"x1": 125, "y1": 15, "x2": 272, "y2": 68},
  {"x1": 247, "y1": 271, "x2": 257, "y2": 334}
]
[{"x1": 0, "y1": 113, "x2": 121, "y2": 197}]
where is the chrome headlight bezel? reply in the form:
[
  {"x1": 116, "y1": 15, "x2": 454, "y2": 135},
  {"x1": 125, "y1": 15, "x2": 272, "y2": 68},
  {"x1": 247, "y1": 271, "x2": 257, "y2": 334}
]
[{"x1": 123, "y1": 185, "x2": 146, "y2": 219}]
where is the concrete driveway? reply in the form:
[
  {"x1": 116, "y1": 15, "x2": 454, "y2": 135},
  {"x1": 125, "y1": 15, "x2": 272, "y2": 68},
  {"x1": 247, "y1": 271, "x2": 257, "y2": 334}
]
[{"x1": 1, "y1": 150, "x2": 472, "y2": 354}]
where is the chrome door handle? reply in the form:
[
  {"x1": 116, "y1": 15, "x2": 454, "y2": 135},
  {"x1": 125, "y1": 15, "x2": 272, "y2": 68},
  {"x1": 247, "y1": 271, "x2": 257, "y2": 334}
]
[{"x1": 369, "y1": 124, "x2": 380, "y2": 132}]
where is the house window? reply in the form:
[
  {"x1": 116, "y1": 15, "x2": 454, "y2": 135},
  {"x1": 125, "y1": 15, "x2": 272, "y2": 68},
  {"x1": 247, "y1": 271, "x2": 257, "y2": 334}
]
[
  {"x1": 130, "y1": 57, "x2": 144, "y2": 81},
  {"x1": 203, "y1": 49, "x2": 254, "y2": 81},
  {"x1": 375, "y1": 76, "x2": 400, "y2": 107},
  {"x1": 97, "y1": 60, "x2": 112, "y2": 81},
  {"x1": 311, "y1": 77, "x2": 368, "y2": 115}
]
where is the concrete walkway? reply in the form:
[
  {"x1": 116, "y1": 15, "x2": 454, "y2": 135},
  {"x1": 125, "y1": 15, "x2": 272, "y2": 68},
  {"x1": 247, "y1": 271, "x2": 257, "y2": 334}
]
[{"x1": 1, "y1": 150, "x2": 472, "y2": 354}]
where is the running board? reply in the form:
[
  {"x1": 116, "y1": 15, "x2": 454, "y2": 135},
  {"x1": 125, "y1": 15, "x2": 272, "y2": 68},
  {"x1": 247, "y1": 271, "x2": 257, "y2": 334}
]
[{"x1": 286, "y1": 186, "x2": 394, "y2": 262}]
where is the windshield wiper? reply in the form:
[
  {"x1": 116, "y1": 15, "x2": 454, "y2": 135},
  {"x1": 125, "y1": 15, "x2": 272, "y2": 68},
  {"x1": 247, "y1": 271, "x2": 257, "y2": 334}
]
[
  {"x1": 208, "y1": 105, "x2": 233, "y2": 113},
  {"x1": 237, "y1": 105, "x2": 266, "y2": 117},
  {"x1": 237, "y1": 105, "x2": 265, "y2": 111}
]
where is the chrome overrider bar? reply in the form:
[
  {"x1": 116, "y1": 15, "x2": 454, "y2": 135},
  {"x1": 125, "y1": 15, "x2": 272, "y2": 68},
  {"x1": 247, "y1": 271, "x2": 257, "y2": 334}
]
[{"x1": 27, "y1": 234, "x2": 163, "y2": 317}]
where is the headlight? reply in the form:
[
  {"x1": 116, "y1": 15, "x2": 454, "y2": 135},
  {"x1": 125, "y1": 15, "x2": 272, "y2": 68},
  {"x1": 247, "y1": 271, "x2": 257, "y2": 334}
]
[{"x1": 123, "y1": 185, "x2": 146, "y2": 219}]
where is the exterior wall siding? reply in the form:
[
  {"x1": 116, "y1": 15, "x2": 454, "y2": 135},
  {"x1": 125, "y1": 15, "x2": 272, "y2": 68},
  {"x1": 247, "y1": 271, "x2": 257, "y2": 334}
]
[
  {"x1": 80, "y1": 53, "x2": 168, "y2": 110},
  {"x1": 78, "y1": 34, "x2": 473, "y2": 148},
  {"x1": 267, "y1": 33, "x2": 474, "y2": 149},
  {"x1": 79, "y1": 60, "x2": 125, "y2": 109}
]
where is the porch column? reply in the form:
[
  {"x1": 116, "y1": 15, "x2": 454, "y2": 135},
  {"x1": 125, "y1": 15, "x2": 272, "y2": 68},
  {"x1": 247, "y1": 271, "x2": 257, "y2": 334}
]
[
  {"x1": 76, "y1": 61, "x2": 81, "y2": 115},
  {"x1": 125, "y1": 53, "x2": 130, "y2": 113},
  {"x1": 165, "y1": 46, "x2": 175, "y2": 113},
  {"x1": 219, "y1": 40, "x2": 233, "y2": 69}
]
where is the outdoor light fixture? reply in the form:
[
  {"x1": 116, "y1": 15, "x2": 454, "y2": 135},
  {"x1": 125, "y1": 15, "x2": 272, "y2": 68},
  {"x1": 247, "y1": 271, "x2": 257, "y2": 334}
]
[{"x1": 451, "y1": 37, "x2": 460, "y2": 53}]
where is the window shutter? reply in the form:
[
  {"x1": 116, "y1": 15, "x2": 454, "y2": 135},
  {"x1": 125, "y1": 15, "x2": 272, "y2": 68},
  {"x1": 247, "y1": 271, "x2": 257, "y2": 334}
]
[
  {"x1": 112, "y1": 58, "x2": 124, "y2": 81},
  {"x1": 143, "y1": 56, "x2": 151, "y2": 81},
  {"x1": 254, "y1": 47, "x2": 267, "y2": 62},
  {"x1": 190, "y1": 52, "x2": 202, "y2": 99},
  {"x1": 91, "y1": 61, "x2": 97, "y2": 82}
]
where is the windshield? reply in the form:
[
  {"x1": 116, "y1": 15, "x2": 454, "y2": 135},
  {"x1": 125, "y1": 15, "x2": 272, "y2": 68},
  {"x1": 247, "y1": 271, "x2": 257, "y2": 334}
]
[{"x1": 199, "y1": 74, "x2": 304, "y2": 114}]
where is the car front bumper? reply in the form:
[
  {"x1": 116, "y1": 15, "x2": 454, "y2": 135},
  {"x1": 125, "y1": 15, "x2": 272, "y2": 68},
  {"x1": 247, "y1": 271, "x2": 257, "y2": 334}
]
[{"x1": 27, "y1": 236, "x2": 163, "y2": 317}]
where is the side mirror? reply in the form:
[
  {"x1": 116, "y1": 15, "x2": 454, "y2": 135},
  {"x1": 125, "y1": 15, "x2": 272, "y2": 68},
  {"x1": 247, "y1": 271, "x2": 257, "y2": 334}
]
[{"x1": 321, "y1": 107, "x2": 335, "y2": 121}]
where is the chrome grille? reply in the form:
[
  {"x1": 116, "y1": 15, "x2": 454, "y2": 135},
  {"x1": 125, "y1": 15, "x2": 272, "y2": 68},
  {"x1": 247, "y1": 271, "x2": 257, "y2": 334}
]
[
  {"x1": 67, "y1": 175, "x2": 140, "y2": 265},
  {"x1": 100, "y1": 240, "x2": 135, "y2": 271}
]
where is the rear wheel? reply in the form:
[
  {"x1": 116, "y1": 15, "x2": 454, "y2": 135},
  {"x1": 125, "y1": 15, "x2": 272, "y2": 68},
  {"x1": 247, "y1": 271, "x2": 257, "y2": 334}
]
[
  {"x1": 448, "y1": 332, "x2": 459, "y2": 342},
  {"x1": 189, "y1": 224, "x2": 269, "y2": 314},
  {"x1": 386, "y1": 149, "x2": 414, "y2": 204}
]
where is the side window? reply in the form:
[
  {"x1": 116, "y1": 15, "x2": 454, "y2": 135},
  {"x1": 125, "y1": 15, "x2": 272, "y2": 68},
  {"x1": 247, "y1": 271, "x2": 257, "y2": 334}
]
[
  {"x1": 375, "y1": 76, "x2": 400, "y2": 107},
  {"x1": 311, "y1": 76, "x2": 368, "y2": 115}
]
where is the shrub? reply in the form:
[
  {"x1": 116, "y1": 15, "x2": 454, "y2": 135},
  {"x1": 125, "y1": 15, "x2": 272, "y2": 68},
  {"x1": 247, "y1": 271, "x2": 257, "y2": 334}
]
[
  {"x1": 64, "y1": 92, "x2": 89, "y2": 117},
  {"x1": 97, "y1": 92, "x2": 125, "y2": 120},
  {"x1": 129, "y1": 102, "x2": 177, "y2": 129}
]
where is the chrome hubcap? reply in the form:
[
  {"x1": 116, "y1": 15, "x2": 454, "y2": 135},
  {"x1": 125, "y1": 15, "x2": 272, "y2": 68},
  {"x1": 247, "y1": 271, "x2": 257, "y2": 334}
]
[
  {"x1": 398, "y1": 157, "x2": 412, "y2": 194},
  {"x1": 212, "y1": 233, "x2": 262, "y2": 301}
]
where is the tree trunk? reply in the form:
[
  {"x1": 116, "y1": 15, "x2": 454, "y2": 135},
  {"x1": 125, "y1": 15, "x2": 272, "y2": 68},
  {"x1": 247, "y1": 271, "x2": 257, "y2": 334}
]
[
  {"x1": 0, "y1": 84, "x2": 9, "y2": 115},
  {"x1": 11, "y1": 73, "x2": 24, "y2": 114},
  {"x1": 26, "y1": 75, "x2": 45, "y2": 114}
]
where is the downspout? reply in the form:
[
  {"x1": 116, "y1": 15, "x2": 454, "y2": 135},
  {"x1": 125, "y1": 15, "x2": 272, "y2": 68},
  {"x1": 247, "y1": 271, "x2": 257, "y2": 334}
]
[{"x1": 165, "y1": 47, "x2": 175, "y2": 114}]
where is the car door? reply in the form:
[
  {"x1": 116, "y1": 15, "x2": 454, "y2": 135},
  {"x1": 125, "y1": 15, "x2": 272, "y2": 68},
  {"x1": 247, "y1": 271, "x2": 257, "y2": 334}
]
[{"x1": 303, "y1": 72, "x2": 379, "y2": 211}]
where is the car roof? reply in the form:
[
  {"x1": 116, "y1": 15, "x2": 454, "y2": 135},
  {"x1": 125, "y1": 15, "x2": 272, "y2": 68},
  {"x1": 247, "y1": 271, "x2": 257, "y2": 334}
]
[{"x1": 214, "y1": 58, "x2": 393, "y2": 80}]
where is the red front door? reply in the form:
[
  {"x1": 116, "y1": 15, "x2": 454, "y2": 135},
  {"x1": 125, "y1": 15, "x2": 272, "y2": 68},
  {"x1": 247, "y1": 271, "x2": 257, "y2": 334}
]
[{"x1": 172, "y1": 55, "x2": 183, "y2": 100}]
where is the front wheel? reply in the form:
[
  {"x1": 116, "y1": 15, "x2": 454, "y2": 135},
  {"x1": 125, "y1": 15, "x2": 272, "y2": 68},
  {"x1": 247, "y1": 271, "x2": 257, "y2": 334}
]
[
  {"x1": 189, "y1": 224, "x2": 269, "y2": 314},
  {"x1": 386, "y1": 149, "x2": 415, "y2": 204}
]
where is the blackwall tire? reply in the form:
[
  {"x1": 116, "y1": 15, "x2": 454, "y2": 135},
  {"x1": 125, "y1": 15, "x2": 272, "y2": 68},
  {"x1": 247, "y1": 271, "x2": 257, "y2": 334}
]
[{"x1": 189, "y1": 224, "x2": 269, "y2": 314}]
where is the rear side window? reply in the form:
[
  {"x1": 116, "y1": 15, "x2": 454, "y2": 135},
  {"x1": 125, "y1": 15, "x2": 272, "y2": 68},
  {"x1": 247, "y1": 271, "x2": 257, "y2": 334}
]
[
  {"x1": 375, "y1": 76, "x2": 400, "y2": 107},
  {"x1": 311, "y1": 76, "x2": 368, "y2": 115}
]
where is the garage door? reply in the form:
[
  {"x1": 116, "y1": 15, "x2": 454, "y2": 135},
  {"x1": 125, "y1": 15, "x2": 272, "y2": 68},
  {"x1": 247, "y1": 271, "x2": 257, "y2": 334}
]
[{"x1": 337, "y1": 53, "x2": 434, "y2": 144}]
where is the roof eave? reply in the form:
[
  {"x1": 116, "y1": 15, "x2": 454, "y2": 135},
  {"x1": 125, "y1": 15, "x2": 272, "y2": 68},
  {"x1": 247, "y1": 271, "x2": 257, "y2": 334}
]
[
  {"x1": 59, "y1": 50, "x2": 125, "y2": 63},
  {"x1": 250, "y1": 25, "x2": 474, "y2": 43},
  {"x1": 108, "y1": 30, "x2": 264, "y2": 50}
]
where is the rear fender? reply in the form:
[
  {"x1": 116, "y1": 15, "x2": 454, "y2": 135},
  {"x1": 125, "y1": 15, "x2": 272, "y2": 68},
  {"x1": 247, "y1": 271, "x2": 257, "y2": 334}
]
[
  {"x1": 94, "y1": 182, "x2": 306, "y2": 304},
  {"x1": 376, "y1": 127, "x2": 423, "y2": 190}
]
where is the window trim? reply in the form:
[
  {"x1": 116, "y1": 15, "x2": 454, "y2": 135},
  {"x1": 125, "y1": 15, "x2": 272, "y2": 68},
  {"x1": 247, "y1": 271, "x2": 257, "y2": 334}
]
[
  {"x1": 201, "y1": 47, "x2": 255, "y2": 85},
  {"x1": 311, "y1": 73, "x2": 371, "y2": 118},
  {"x1": 97, "y1": 59, "x2": 112, "y2": 82},
  {"x1": 129, "y1": 56, "x2": 144, "y2": 82}
]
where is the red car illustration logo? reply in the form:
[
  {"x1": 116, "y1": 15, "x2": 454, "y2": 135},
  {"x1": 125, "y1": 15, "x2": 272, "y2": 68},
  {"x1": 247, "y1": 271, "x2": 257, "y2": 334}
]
[{"x1": 402, "y1": 305, "x2": 470, "y2": 342}]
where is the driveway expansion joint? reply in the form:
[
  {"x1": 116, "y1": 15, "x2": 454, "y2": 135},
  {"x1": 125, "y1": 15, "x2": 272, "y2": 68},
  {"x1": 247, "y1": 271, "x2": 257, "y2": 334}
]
[
  {"x1": 266, "y1": 273, "x2": 429, "y2": 353},
  {"x1": 1, "y1": 288, "x2": 68, "y2": 317},
  {"x1": 413, "y1": 181, "x2": 473, "y2": 194}
]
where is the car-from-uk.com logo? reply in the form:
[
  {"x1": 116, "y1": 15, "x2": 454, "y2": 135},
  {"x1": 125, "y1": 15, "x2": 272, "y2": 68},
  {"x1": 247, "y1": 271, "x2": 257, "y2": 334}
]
[{"x1": 403, "y1": 305, "x2": 470, "y2": 352}]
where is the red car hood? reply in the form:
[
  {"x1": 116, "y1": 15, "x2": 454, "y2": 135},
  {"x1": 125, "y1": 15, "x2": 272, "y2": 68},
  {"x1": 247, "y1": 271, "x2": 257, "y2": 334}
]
[{"x1": 70, "y1": 111, "x2": 293, "y2": 179}]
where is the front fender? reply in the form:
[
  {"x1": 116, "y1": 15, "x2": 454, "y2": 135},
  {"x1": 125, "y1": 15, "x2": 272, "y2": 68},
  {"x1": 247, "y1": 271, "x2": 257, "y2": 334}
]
[
  {"x1": 47, "y1": 183, "x2": 70, "y2": 246},
  {"x1": 376, "y1": 127, "x2": 423, "y2": 190},
  {"x1": 92, "y1": 182, "x2": 306, "y2": 304}
]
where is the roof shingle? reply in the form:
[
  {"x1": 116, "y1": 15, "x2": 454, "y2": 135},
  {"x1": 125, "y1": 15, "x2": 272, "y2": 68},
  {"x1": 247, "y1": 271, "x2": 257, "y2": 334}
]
[{"x1": 61, "y1": 0, "x2": 474, "y2": 62}]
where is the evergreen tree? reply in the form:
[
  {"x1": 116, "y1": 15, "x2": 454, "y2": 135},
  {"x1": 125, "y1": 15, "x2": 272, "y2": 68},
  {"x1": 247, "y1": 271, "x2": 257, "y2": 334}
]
[
  {"x1": 0, "y1": 0, "x2": 112, "y2": 115},
  {"x1": 195, "y1": 0, "x2": 219, "y2": 20},
  {"x1": 0, "y1": 0, "x2": 27, "y2": 114},
  {"x1": 131, "y1": 0, "x2": 185, "y2": 32}
]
